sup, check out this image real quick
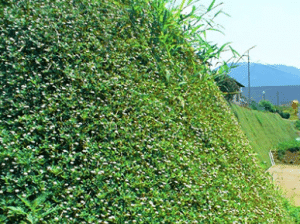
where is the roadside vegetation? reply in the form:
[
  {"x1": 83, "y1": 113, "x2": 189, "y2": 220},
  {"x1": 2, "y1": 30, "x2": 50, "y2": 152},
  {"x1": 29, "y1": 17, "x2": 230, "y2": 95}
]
[
  {"x1": 227, "y1": 98, "x2": 300, "y2": 222},
  {"x1": 1, "y1": 0, "x2": 300, "y2": 223}
]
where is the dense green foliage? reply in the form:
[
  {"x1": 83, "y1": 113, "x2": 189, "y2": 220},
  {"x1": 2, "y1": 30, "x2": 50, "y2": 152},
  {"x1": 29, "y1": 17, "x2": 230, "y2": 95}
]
[
  {"x1": 258, "y1": 100, "x2": 278, "y2": 113},
  {"x1": 249, "y1": 99, "x2": 292, "y2": 119},
  {"x1": 295, "y1": 120, "x2": 300, "y2": 130},
  {"x1": 278, "y1": 110, "x2": 291, "y2": 119},
  {"x1": 228, "y1": 102, "x2": 300, "y2": 221},
  {"x1": 249, "y1": 100, "x2": 265, "y2": 111},
  {"x1": 275, "y1": 139, "x2": 300, "y2": 160},
  {"x1": 228, "y1": 101, "x2": 299, "y2": 172},
  {"x1": 0, "y1": 0, "x2": 298, "y2": 223}
]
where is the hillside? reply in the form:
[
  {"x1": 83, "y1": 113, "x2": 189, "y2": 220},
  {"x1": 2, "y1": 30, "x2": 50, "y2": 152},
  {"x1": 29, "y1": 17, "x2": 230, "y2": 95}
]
[
  {"x1": 226, "y1": 101, "x2": 300, "y2": 219},
  {"x1": 227, "y1": 101, "x2": 299, "y2": 172},
  {"x1": 0, "y1": 0, "x2": 298, "y2": 223},
  {"x1": 224, "y1": 62, "x2": 300, "y2": 87}
]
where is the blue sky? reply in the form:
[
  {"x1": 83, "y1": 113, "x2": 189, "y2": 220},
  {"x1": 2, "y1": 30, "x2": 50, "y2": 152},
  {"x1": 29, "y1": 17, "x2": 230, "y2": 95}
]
[{"x1": 164, "y1": 0, "x2": 300, "y2": 70}]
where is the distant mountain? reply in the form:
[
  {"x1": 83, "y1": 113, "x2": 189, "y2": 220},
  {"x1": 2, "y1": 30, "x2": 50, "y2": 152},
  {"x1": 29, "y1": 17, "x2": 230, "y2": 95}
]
[{"x1": 215, "y1": 62, "x2": 300, "y2": 87}]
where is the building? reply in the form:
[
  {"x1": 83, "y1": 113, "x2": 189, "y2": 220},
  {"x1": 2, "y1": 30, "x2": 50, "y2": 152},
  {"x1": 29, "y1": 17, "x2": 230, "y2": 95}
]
[{"x1": 229, "y1": 80, "x2": 246, "y2": 106}]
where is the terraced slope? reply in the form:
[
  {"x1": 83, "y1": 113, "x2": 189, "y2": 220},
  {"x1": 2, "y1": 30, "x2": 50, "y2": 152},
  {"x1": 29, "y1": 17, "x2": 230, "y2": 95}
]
[{"x1": 0, "y1": 0, "x2": 297, "y2": 223}]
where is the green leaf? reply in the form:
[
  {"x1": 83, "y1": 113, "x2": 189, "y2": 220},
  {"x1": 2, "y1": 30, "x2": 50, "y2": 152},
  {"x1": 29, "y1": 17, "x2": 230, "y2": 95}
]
[
  {"x1": 187, "y1": 0, "x2": 193, "y2": 5},
  {"x1": 203, "y1": 30, "x2": 206, "y2": 40},
  {"x1": 26, "y1": 213, "x2": 38, "y2": 224},
  {"x1": 40, "y1": 205, "x2": 61, "y2": 218},
  {"x1": 229, "y1": 45, "x2": 241, "y2": 58},
  {"x1": 179, "y1": 0, "x2": 187, "y2": 12},
  {"x1": 17, "y1": 196, "x2": 33, "y2": 210},
  {"x1": 7, "y1": 206, "x2": 27, "y2": 216},
  {"x1": 178, "y1": 96, "x2": 185, "y2": 109},
  {"x1": 165, "y1": 69, "x2": 171, "y2": 83},
  {"x1": 189, "y1": 23, "x2": 204, "y2": 36},
  {"x1": 31, "y1": 193, "x2": 49, "y2": 210},
  {"x1": 207, "y1": 0, "x2": 216, "y2": 12}
]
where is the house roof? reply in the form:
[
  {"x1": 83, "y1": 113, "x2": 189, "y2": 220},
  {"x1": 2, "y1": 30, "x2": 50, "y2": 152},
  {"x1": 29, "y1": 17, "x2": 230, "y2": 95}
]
[
  {"x1": 224, "y1": 76, "x2": 245, "y2": 88},
  {"x1": 234, "y1": 80, "x2": 245, "y2": 88}
]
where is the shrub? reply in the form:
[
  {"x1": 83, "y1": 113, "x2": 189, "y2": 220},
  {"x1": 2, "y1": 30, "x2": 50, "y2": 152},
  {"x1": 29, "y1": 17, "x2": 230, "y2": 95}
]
[
  {"x1": 278, "y1": 111, "x2": 291, "y2": 119},
  {"x1": 256, "y1": 100, "x2": 291, "y2": 119},
  {"x1": 275, "y1": 139, "x2": 300, "y2": 160},
  {"x1": 250, "y1": 100, "x2": 265, "y2": 111},
  {"x1": 294, "y1": 120, "x2": 300, "y2": 130},
  {"x1": 258, "y1": 100, "x2": 277, "y2": 113}
]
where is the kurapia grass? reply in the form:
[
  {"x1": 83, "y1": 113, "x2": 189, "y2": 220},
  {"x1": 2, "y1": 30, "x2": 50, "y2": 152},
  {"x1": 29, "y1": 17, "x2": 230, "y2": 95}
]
[{"x1": 0, "y1": 0, "x2": 298, "y2": 223}]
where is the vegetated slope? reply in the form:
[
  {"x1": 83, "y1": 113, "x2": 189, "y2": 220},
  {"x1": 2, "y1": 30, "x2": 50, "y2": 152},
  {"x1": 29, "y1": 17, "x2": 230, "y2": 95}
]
[
  {"x1": 0, "y1": 0, "x2": 296, "y2": 223},
  {"x1": 228, "y1": 102, "x2": 299, "y2": 172}
]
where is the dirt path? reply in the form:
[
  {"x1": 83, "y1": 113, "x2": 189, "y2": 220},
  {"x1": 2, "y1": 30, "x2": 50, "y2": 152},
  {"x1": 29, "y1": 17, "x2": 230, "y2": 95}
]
[{"x1": 266, "y1": 164, "x2": 300, "y2": 207}]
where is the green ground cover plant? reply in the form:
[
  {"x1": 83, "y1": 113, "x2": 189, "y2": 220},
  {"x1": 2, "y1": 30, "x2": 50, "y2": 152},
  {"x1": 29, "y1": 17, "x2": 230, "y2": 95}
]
[
  {"x1": 228, "y1": 101, "x2": 299, "y2": 171},
  {"x1": 295, "y1": 120, "x2": 300, "y2": 131},
  {"x1": 249, "y1": 100, "x2": 265, "y2": 112},
  {"x1": 273, "y1": 101, "x2": 298, "y2": 121},
  {"x1": 228, "y1": 101, "x2": 300, "y2": 222},
  {"x1": 248, "y1": 99, "x2": 291, "y2": 119},
  {"x1": 274, "y1": 139, "x2": 300, "y2": 161},
  {"x1": 1, "y1": 0, "x2": 299, "y2": 223}
]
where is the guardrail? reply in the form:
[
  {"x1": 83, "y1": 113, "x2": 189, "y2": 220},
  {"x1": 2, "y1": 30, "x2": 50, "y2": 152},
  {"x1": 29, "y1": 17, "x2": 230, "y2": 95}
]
[
  {"x1": 269, "y1": 150, "x2": 275, "y2": 166},
  {"x1": 265, "y1": 150, "x2": 275, "y2": 173}
]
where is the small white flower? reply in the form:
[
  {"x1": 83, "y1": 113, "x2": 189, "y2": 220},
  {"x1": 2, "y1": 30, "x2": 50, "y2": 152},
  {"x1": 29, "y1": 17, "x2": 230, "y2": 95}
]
[{"x1": 108, "y1": 216, "x2": 115, "y2": 220}]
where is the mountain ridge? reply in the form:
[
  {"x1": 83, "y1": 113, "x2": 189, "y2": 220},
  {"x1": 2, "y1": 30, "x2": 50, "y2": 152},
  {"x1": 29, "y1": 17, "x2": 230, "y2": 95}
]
[{"x1": 219, "y1": 62, "x2": 300, "y2": 87}]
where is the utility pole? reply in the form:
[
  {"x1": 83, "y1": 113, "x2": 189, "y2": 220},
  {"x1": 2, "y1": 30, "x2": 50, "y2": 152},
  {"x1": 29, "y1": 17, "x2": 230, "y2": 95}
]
[
  {"x1": 230, "y1": 45, "x2": 256, "y2": 106},
  {"x1": 246, "y1": 46, "x2": 256, "y2": 106},
  {"x1": 276, "y1": 91, "x2": 279, "y2": 106},
  {"x1": 248, "y1": 51, "x2": 250, "y2": 106}
]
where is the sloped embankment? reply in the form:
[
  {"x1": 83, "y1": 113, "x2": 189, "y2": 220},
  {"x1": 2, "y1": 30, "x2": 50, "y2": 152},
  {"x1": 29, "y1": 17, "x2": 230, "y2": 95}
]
[
  {"x1": 0, "y1": 0, "x2": 297, "y2": 223},
  {"x1": 228, "y1": 102, "x2": 299, "y2": 171},
  {"x1": 228, "y1": 103, "x2": 300, "y2": 210}
]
